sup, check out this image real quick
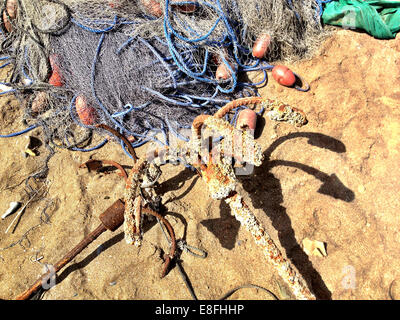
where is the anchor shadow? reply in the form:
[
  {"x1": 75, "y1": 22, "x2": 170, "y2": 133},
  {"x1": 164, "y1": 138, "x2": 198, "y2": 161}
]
[{"x1": 201, "y1": 132, "x2": 355, "y2": 300}]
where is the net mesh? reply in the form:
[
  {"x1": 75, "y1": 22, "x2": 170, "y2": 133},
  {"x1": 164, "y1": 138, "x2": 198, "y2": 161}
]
[{"x1": 0, "y1": 0, "x2": 327, "y2": 156}]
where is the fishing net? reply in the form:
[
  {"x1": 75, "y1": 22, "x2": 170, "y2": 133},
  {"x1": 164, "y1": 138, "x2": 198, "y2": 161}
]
[{"x1": 0, "y1": 0, "x2": 328, "y2": 162}]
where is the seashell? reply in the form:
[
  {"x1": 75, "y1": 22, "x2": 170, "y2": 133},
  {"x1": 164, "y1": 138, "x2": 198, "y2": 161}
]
[
  {"x1": 302, "y1": 238, "x2": 327, "y2": 257},
  {"x1": 1, "y1": 201, "x2": 22, "y2": 219}
]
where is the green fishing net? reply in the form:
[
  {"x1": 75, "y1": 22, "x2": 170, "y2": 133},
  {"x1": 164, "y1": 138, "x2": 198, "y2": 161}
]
[{"x1": 322, "y1": 0, "x2": 400, "y2": 39}]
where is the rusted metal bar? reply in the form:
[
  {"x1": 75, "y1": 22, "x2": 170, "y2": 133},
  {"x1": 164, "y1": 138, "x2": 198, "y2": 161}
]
[
  {"x1": 142, "y1": 206, "x2": 176, "y2": 278},
  {"x1": 190, "y1": 102, "x2": 314, "y2": 299},
  {"x1": 214, "y1": 97, "x2": 308, "y2": 127},
  {"x1": 15, "y1": 199, "x2": 125, "y2": 300},
  {"x1": 96, "y1": 123, "x2": 138, "y2": 162},
  {"x1": 225, "y1": 192, "x2": 315, "y2": 300},
  {"x1": 79, "y1": 159, "x2": 129, "y2": 182}
]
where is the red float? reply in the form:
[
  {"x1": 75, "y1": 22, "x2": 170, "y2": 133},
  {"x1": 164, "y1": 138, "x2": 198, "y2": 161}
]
[
  {"x1": 3, "y1": 0, "x2": 18, "y2": 33},
  {"x1": 272, "y1": 65, "x2": 296, "y2": 87},
  {"x1": 48, "y1": 54, "x2": 64, "y2": 87},
  {"x1": 108, "y1": 1, "x2": 123, "y2": 9},
  {"x1": 75, "y1": 96, "x2": 97, "y2": 126},
  {"x1": 215, "y1": 62, "x2": 232, "y2": 81},
  {"x1": 170, "y1": 0, "x2": 197, "y2": 13},
  {"x1": 141, "y1": 0, "x2": 163, "y2": 17},
  {"x1": 252, "y1": 33, "x2": 271, "y2": 59},
  {"x1": 236, "y1": 108, "x2": 257, "y2": 130}
]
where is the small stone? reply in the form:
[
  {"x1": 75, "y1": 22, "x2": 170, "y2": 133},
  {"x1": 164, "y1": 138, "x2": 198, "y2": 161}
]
[
  {"x1": 110, "y1": 281, "x2": 117, "y2": 286},
  {"x1": 302, "y1": 238, "x2": 327, "y2": 257},
  {"x1": 358, "y1": 185, "x2": 366, "y2": 193},
  {"x1": 23, "y1": 78, "x2": 32, "y2": 86},
  {"x1": 31, "y1": 92, "x2": 48, "y2": 114}
]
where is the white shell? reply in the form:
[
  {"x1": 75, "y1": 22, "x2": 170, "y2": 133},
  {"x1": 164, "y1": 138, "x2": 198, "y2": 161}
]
[{"x1": 1, "y1": 201, "x2": 22, "y2": 219}]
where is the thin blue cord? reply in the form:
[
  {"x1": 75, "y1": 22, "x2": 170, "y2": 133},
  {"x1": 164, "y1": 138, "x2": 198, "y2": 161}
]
[
  {"x1": 0, "y1": 124, "x2": 38, "y2": 138},
  {"x1": 23, "y1": 46, "x2": 33, "y2": 85},
  {"x1": 237, "y1": 69, "x2": 267, "y2": 87},
  {"x1": 116, "y1": 36, "x2": 136, "y2": 54},
  {"x1": 111, "y1": 102, "x2": 150, "y2": 118},
  {"x1": 138, "y1": 37, "x2": 178, "y2": 89},
  {"x1": 0, "y1": 61, "x2": 10, "y2": 69},
  {"x1": 69, "y1": 139, "x2": 108, "y2": 152},
  {"x1": 71, "y1": 15, "x2": 119, "y2": 33},
  {"x1": 165, "y1": 117, "x2": 190, "y2": 142}
]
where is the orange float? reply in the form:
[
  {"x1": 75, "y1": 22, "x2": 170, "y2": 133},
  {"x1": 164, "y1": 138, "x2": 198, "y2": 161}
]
[
  {"x1": 170, "y1": 0, "x2": 197, "y2": 13},
  {"x1": 215, "y1": 62, "x2": 233, "y2": 81},
  {"x1": 141, "y1": 0, "x2": 163, "y2": 17},
  {"x1": 48, "y1": 55, "x2": 64, "y2": 87},
  {"x1": 75, "y1": 96, "x2": 97, "y2": 126},
  {"x1": 2, "y1": 0, "x2": 18, "y2": 33},
  {"x1": 271, "y1": 65, "x2": 296, "y2": 87},
  {"x1": 236, "y1": 109, "x2": 257, "y2": 130},
  {"x1": 108, "y1": 1, "x2": 123, "y2": 9},
  {"x1": 252, "y1": 33, "x2": 271, "y2": 59}
]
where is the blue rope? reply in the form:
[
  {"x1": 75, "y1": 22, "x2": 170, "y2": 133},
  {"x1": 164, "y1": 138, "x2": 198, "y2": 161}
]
[
  {"x1": 69, "y1": 139, "x2": 109, "y2": 152},
  {"x1": 71, "y1": 15, "x2": 119, "y2": 33},
  {"x1": 0, "y1": 124, "x2": 38, "y2": 138},
  {"x1": 116, "y1": 36, "x2": 136, "y2": 54},
  {"x1": 0, "y1": 61, "x2": 10, "y2": 69},
  {"x1": 23, "y1": 46, "x2": 33, "y2": 85},
  {"x1": 315, "y1": 0, "x2": 334, "y2": 21},
  {"x1": 238, "y1": 69, "x2": 267, "y2": 87},
  {"x1": 165, "y1": 117, "x2": 190, "y2": 142},
  {"x1": 138, "y1": 37, "x2": 178, "y2": 89},
  {"x1": 142, "y1": 86, "x2": 202, "y2": 107},
  {"x1": 285, "y1": 0, "x2": 301, "y2": 20},
  {"x1": 111, "y1": 102, "x2": 150, "y2": 118}
]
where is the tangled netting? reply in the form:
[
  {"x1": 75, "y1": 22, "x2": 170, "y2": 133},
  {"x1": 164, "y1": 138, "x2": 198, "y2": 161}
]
[{"x1": 0, "y1": 0, "x2": 328, "y2": 165}]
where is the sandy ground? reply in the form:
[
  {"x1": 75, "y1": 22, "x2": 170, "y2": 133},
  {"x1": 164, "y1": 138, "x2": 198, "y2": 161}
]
[{"x1": 0, "y1": 28, "x2": 399, "y2": 300}]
